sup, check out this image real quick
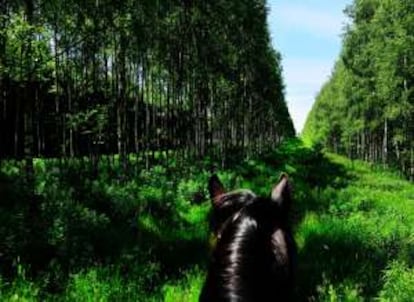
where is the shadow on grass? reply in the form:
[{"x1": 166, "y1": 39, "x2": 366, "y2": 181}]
[
  {"x1": 295, "y1": 227, "x2": 391, "y2": 300},
  {"x1": 230, "y1": 139, "x2": 356, "y2": 227},
  {"x1": 296, "y1": 223, "x2": 414, "y2": 300},
  {"x1": 0, "y1": 139, "x2": 370, "y2": 300},
  {"x1": 134, "y1": 217, "x2": 209, "y2": 280}
]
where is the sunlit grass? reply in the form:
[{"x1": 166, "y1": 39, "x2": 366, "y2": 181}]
[
  {"x1": 162, "y1": 268, "x2": 205, "y2": 302},
  {"x1": 294, "y1": 153, "x2": 414, "y2": 300}
]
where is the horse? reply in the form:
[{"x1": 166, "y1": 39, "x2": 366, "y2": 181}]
[{"x1": 199, "y1": 173, "x2": 296, "y2": 301}]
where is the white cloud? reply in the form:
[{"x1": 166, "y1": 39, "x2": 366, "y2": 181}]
[
  {"x1": 282, "y1": 58, "x2": 333, "y2": 133},
  {"x1": 283, "y1": 58, "x2": 333, "y2": 90},
  {"x1": 271, "y1": 3, "x2": 346, "y2": 39},
  {"x1": 286, "y1": 94, "x2": 313, "y2": 134},
  {"x1": 265, "y1": 1, "x2": 351, "y2": 133}
]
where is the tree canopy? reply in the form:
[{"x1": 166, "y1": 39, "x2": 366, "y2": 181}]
[
  {"x1": 303, "y1": 0, "x2": 414, "y2": 180},
  {"x1": 0, "y1": 0, "x2": 295, "y2": 170}
]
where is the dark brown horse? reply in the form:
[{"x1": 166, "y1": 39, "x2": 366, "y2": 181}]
[{"x1": 200, "y1": 174, "x2": 296, "y2": 301}]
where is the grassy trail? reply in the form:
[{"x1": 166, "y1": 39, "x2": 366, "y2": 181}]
[
  {"x1": 1, "y1": 140, "x2": 414, "y2": 301},
  {"x1": 162, "y1": 143, "x2": 414, "y2": 301}
]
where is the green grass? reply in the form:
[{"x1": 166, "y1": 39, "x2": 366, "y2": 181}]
[
  {"x1": 156, "y1": 145, "x2": 414, "y2": 301},
  {"x1": 294, "y1": 153, "x2": 414, "y2": 300},
  {"x1": 1, "y1": 139, "x2": 414, "y2": 300},
  {"x1": 162, "y1": 268, "x2": 205, "y2": 302}
]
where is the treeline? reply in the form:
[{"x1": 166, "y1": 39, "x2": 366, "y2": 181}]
[
  {"x1": 0, "y1": 0, "x2": 294, "y2": 169},
  {"x1": 303, "y1": 0, "x2": 414, "y2": 180}
]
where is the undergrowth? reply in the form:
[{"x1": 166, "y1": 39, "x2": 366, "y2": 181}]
[{"x1": 1, "y1": 139, "x2": 413, "y2": 301}]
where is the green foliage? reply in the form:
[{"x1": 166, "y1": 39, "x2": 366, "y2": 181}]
[
  {"x1": 0, "y1": 0, "x2": 294, "y2": 161},
  {"x1": 316, "y1": 278, "x2": 363, "y2": 302},
  {"x1": 378, "y1": 261, "x2": 414, "y2": 302},
  {"x1": 2, "y1": 11, "x2": 53, "y2": 81},
  {"x1": 0, "y1": 260, "x2": 39, "y2": 301},
  {"x1": 303, "y1": 0, "x2": 414, "y2": 178}
]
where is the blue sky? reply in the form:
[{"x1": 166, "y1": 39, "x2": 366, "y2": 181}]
[{"x1": 267, "y1": 0, "x2": 352, "y2": 133}]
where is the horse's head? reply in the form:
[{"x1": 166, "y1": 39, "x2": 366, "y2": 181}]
[
  {"x1": 208, "y1": 173, "x2": 292, "y2": 243},
  {"x1": 201, "y1": 173, "x2": 295, "y2": 301}
]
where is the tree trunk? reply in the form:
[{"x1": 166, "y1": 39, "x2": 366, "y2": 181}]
[
  {"x1": 134, "y1": 61, "x2": 140, "y2": 154},
  {"x1": 144, "y1": 54, "x2": 150, "y2": 169},
  {"x1": 410, "y1": 145, "x2": 414, "y2": 181},
  {"x1": 119, "y1": 33, "x2": 128, "y2": 174},
  {"x1": 382, "y1": 118, "x2": 388, "y2": 167},
  {"x1": 23, "y1": 0, "x2": 35, "y2": 185}
]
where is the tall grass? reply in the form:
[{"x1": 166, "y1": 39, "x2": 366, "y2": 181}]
[{"x1": 1, "y1": 139, "x2": 413, "y2": 300}]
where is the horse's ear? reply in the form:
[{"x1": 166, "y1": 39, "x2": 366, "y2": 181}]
[
  {"x1": 208, "y1": 174, "x2": 226, "y2": 206},
  {"x1": 271, "y1": 173, "x2": 291, "y2": 210}
]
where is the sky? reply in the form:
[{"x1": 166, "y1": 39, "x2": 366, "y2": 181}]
[{"x1": 267, "y1": 0, "x2": 352, "y2": 133}]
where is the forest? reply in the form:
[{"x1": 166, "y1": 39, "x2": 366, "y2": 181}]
[
  {"x1": 303, "y1": 0, "x2": 414, "y2": 180},
  {"x1": 1, "y1": 0, "x2": 414, "y2": 301},
  {"x1": 0, "y1": 0, "x2": 293, "y2": 164}
]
